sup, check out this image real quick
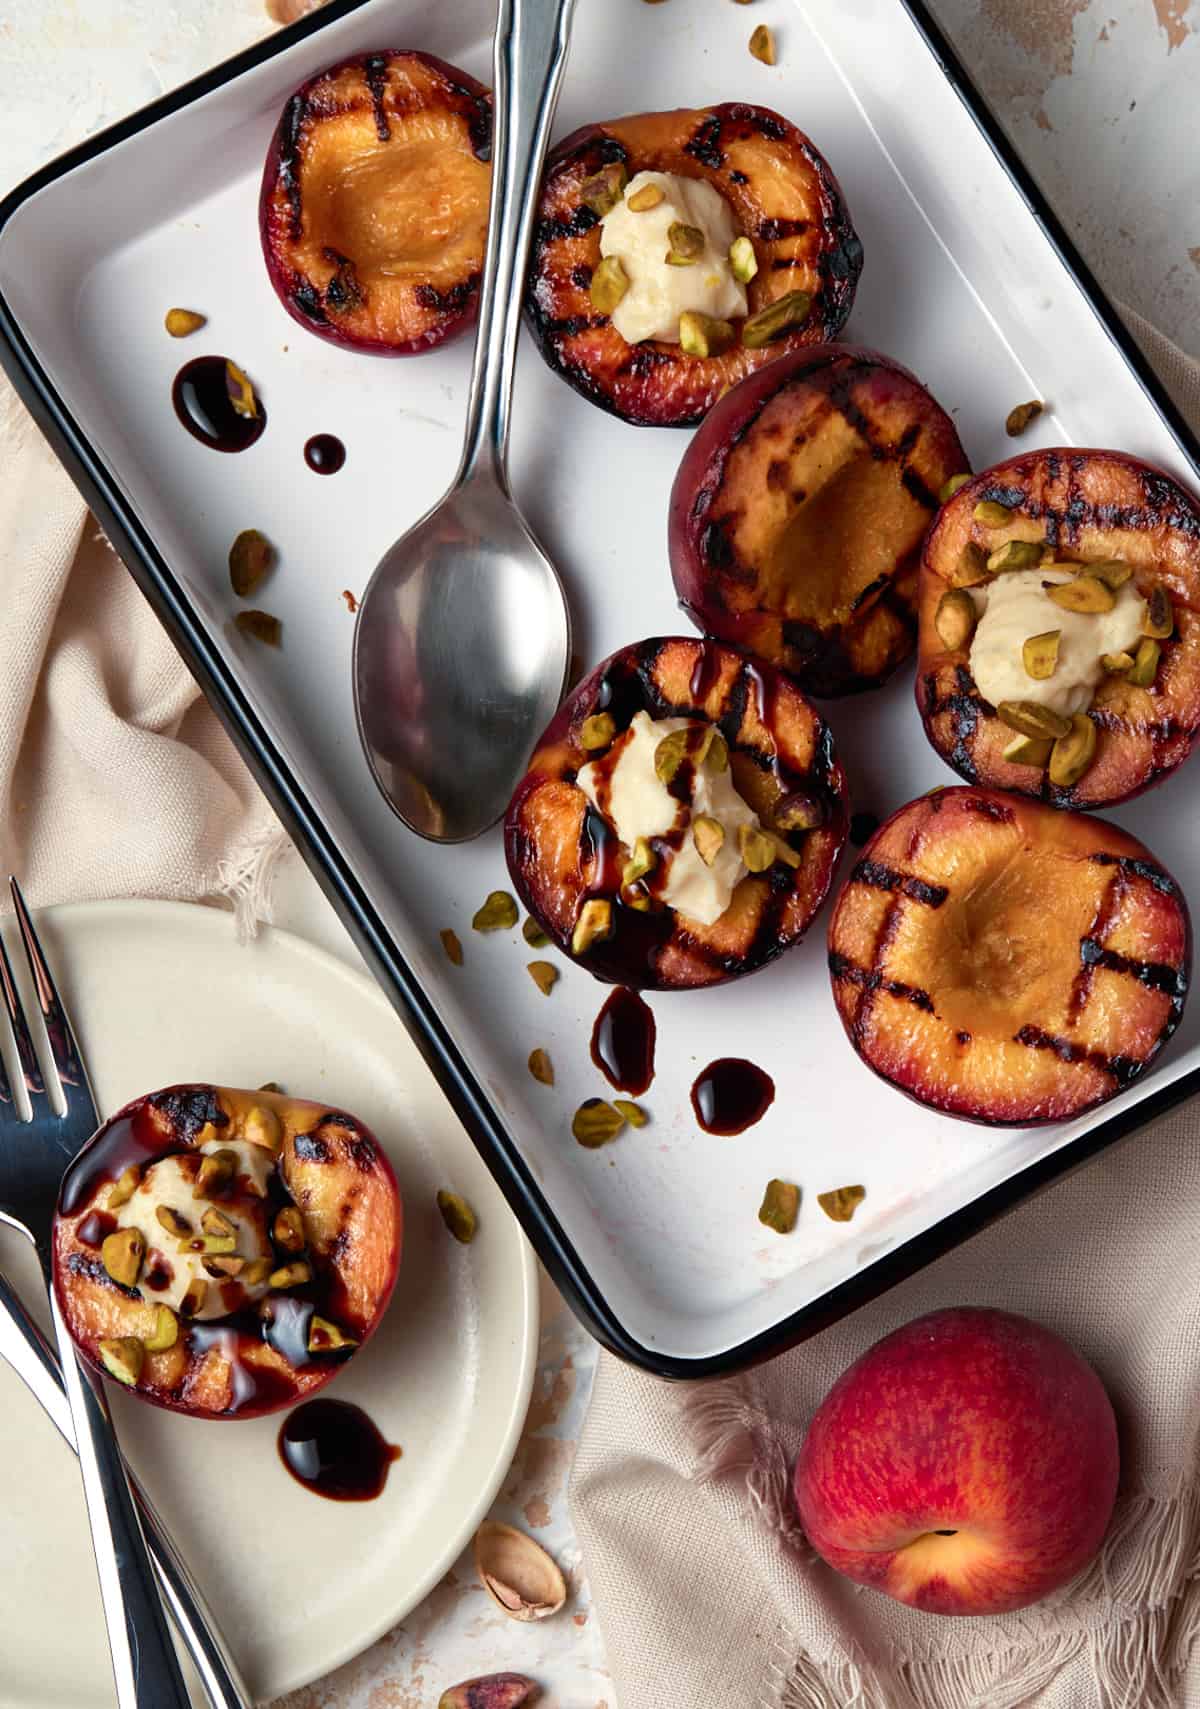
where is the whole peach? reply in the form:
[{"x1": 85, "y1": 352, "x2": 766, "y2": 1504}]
[{"x1": 793, "y1": 1308, "x2": 1118, "y2": 1615}]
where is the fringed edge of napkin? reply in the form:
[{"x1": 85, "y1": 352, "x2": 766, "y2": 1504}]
[
  {"x1": 208, "y1": 823, "x2": 290, "y2": 940},
  {"x1": 686, "y1": 1378, "x2": 1200, "y2": 1709}
]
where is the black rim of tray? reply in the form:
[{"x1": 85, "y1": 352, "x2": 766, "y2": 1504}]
[{"x1": 2, "y1": 0, "x2": 1199, "y2": 1379}]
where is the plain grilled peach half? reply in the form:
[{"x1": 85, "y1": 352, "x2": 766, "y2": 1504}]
[
  {"x1": 260, "y1": 50, "x2": 492, "y2": 354},
  {"x1": 53, "y1": 1084, "x2": 401, "y2": 1419},
  {"x1": 917, "y1": 449, "x2": 1200, "y2": 806},
  {"x1": 669, "y1": 345, "x2": 968, "y2": 696},
  {"x1": 525, "y1": 105, "x2": 863, "y2": 427},
  {"x1": 505, "y1": 636, "x2": 849, "y2": 990},
  {"x1": 827, "y1": 788, "x2": 1190, "y2": 1125}
]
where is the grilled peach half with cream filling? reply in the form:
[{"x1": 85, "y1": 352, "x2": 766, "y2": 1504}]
[
  {"x1": 670, "y1": 345, "x2": 968, "y2": 695},
  {"x1": 828, "y1": 788, "x2": 1190, "y2": 1125},
  {"x1": 525, "y1": 105, "x2": 862, "y2": 427},
  {"x1": 53, "y1": 1084, "x2": 401, "y2": 1419},
  {"x1": 917, "y1": 449, "x2": 1200, "y2": 806},
  {"x1": 260, "y1": 50, "x2": 492, "y2": 354},
  {"x1": 505, "y1": 636, "x2": 849, "y2": 990}
]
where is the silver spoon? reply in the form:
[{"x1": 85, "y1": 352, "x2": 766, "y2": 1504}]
[{"x1": 353, "y1": 0, "x2": 576, "y2": 843}]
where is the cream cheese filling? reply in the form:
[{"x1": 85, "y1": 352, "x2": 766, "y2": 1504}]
[
  {"x1": 969, "y1": 568, "x2": 1147, "y2": 717},
  {"x1": 599, "y1": 171, "x2": 747, "y2": 345}
]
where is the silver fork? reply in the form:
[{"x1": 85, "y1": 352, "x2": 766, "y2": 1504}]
[{"x1": 0, "y1": 880, "x2": 250, "y2": 1709}]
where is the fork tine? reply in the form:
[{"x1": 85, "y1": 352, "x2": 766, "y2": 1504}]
[
  {"x1": 0, "y1": 903, "x2": 48, "y2": 1118},
  {"x1": 8, "y1": 879, "x2": 94, "y2": 1124}
]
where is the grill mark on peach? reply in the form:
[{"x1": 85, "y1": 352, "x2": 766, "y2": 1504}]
[
  {"x1": 1067, "y1": 869, "x2": 1128, "y2": 1026},
  {"x1": 1089, "y1": 852, "x2": 1180, "y2": 897},
  {"x1": 849, "y1": 860, "x2": 949, "y2": 908},
  {"x1": 66, "y1": 1251, "x2": 141, "y2": 1300},
  {"x1": 684, "y1": 114, "x2": 725, "y2": 169},
  {"x1": 1081, "y1": 938, "x2": 1187, "y2": 1003},
  {"x1": 362, "y1": 55, "x2": 391, "y2": 141},
  {"x1": 828, "y1": 951, "x2": 935, "y2": 1013},
  {"x1": 1013, "y1": 1025, "x2": 1142, "y2": 1090},
  {"x1": 278, "y1": 92, "x2": 308, "y2": 239}
]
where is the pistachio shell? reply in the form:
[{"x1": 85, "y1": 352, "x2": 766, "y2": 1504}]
[
  {"x1": 527, "y1": 960, "x2": 559, "y2": 996},
  {"x1": 473, "y1": 1521, "x2": 567, "y2": 1623},
  {"x1": 818, "y1": 1184, "x2": 865, "y2": 1223},
  {"x1": 438, "y1": 1676, "x2": 539, "y2": 1709},
  {"x1": 527, "y1": 1048, "x2": 554, "y2": 1087},
  {"x1": 759, "y1": 1179, "x2": 800, "y2": 1234},
  {"x1": 1049, "y1": 714, "x2": 1097, "y2": 788},
  {"x1": 473, "y1": 891, "x2": 519, "y2": 933}
]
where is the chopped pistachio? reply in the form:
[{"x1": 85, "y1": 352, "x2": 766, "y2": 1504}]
[
  {"x1": 987, "y1": 539, "x2": 1043, "y2": 574},
  {"x1": 180, "y1": 1278, "x2": 208, "y2": 1318},
  {"x1": 665, "y1": 221, "x2": 705, "y2": 265},
  {"x1": 758, "y1": 1179, "x2": 800, "y2": 1234},
  {"x1": 155, "y1": 1205, "x2": 190, "y2": 1239},
  {"x1": 258, "y1": 1081, "x2": 284, "y2": 1094},
  {"x1": 98, "y1": 1337, "x2": 144, "y2": 1387},
  {"x1": 748, "y1": 22, "x2": 776, "y2": 62},
  {"x1": 818, "y1": 1184, "x2": 865, "y2": 1223},
  {"x1": 179, "y1": 1233, "x2": 236, "y2": 1256},
  {"x1": 143, "y1": 1306, "x2": 178, "y2": 1353},
  {"x1": 164, "y1": 307, "x2": 206, "y2": 338},
  {"x1": 308, "y1": 1315, "x2": 358, "y2": 1353},
  {"x1": 996, "y1": 700, "x2": 1072, "y2": 741},
  {"x1": 234, "y1": 609, "x2": 281, "y2": 646},
  {"x1": 228, "y1": 529, "x2": 274, "y2": 598},
  {"x1": 107, "y1": 1164, "x2": 141, "y2": 1209},
  {"x1": 729, "y1": 235, "x2": 758, "y2": 283},
  {"x1": 767, "y1": 832, "x2": 802, "y2": 870},
  {"x1": 973, "y1": 499, "x2": 1013, "y2": 527},
  {"x1": 1048, "y1": 713, "x2": 1097, "y2": 789},
  {"x1": 437, "y1": 1190, "x2": 478, "y2": 1244},
  {"x1": 1003, "y1": 733, "x2": 1053, "y2": 769},
  {"x1": 241, "y1": 1257, "x2": 272, "y2": 1287},
  {"x1": 627, "y1": 181, "x2": 665, "y2": 212},
  {"x1": 1128, "y1": 637, "x2": 1162, "y2": 687},
  {"x1": 273, "y1": 1206, "x2": 306, "y2": 1254},
  {"x1": 439, "y1": 1678, "x2": 539, "y2": 1709},
  {"x1": 1101, "y1": 650, "x2": 1135, "y2": 673},
  {"x1": 194, "y1": 1148, "x2": 238, "y2": 1199},
  {"x1": 741, "y1": 290, "x2": 810, "y2": 349},
  {"x1": 953, "y1": 542, "x2": 991, "y2": 587},
  {"x1": 938, "y1": 473, "x2": 972, "y2": 504},
  {"x1": 572, "y1": 898, "x2": 613, "y2": 957},
  {"x1": 935, "y1": 588, "x2": 977, "y2": 652},
  {"x1": 521, "y1": 916, "x2": 550, "y2": 949},
  {"x1": 1046, "y1": 575, "x2": 1115, "y2": 614},
  {"x1": 572, "y1": 1099, "x2": 626, "y2": 1148},
  {"x1": 527, "y1": 960, "x2": 559, "y2": 996},
  {"x1": 579, "y1": 162, "x2": 628, "y2": 217},
  {"x1": 440, "y1": 928, "x2": 464, "y2": 965},
  {"x1": 654, "y1": 723, "x2": 723, "y2": 783},
  {"x1": 590, "y1": 255, "x2": 630, "y2": 315},
  {"x1": 623, "y1": 836, "x2": 656, "y2": 887},
  {"x1": 243, "y1": 1103, "x2": 281, "y2": 1149},
  {"x1": 101, "y1": 1227, "x2": 145, "y2": 1290},
  {"x1": 1143, "y1": 584, "x2": 1174, "y2": 639},
  {"x1": 268, "y1": 1261, "x2": 312, "y2": 1289},
  {"x1": 204, "y1": 1255, "x2": 245, "y2": 1279},
  {"x1": 738, "y1": 823, "x2": 777, "y2": 874},
  {"x1": 473, "y1": 891, "x2": 519, "y2": 933},
  {"x1": 225, "y1": 360, "x2": 259, "y2": 420},
  {"x1": 527, "y1": 1048, "x2": 554, "y2": 1087},
  {"x1": 773, "y1": 791, "x2": 824, "y2": 831},
  {"x1": 580, "y1": 712, "x2": 616, "y2": 750},
  {"x1": 692, "y1": 815, "x2": 725, "y2": 866},
  {"x1": 678, "y1": 311, "x2": 736, "y2": 358},
  {"x1": 1005, "y1": 400, "x2": 1044, "y2": 437},
  {"x1": 613, "y1": 1099, "x2": 648, "y2": 1128},
  {"x1": 1023, "y1": 629, "x2": 1061, "y2": 681},
  {"x1": 1088, "y1": 559, "x2": 1134, "y2": 590}
]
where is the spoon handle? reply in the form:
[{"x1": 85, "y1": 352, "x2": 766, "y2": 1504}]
[{"x1": 459, "y1": 0, "x2": 578, "y2": 485}]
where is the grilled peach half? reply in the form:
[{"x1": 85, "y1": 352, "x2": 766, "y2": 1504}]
[
  {"x1": 670, "y1": 345, "x2": 968, "y2": 695},
  {"x1": 828, "y1": 788, "x2": 1190, "y2": 1125},
  {"x1": 505, "y1": 636, "x2": 849, "y2": 990},
  {"x1": 53, "y1": 1085, "x2": 401, "y2": 1419},
  {"x1": 525, "y1": 105, "x2": 862, "y2": 427},
  {"x1": 260, "y1": 51, "x2": 491, "y2": 354},
  {"x1": 917, "y1": 449, "x2": 1200, "y2": 806}
]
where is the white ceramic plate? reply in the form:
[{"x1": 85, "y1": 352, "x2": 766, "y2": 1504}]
[{"x1": 0, "y1": 899, "x2": 538, "y2": 1708}]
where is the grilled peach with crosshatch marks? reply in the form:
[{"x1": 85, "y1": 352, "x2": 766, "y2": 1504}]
[
  {"x1": 53, "y1": 1084, "x2": 401, "y2": 1419},
  {"x1": 670, "y1": 345, "x2": 968, "y2": 696},
  {"x1": 260, "y1": 50, "x2": 492, "y2": 354},
  {"x1": 525, "y1": 105, "x2": 862, "y2": 427},
  {"x1": 917, "y1": 449, "x2": 1200, "y2": 807},
  {"x1": 505, "y1": 637, "x2": 849, "y2": 990},
  {"x1": 828, "y1": 788, "x2": 1190, "y2": 1126}
]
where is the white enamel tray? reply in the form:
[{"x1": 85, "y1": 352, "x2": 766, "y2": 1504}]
[
  {"x1": 2, "y1": 0, "x2": 1198, "y2": 1375},
  {"x1": 0, "y1": 901, "x2": 537, "y2": 1706}
]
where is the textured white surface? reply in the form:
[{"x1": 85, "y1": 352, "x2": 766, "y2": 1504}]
[{"x1": 0, "y1": 0, "x2": 1195, "y2": 1705}]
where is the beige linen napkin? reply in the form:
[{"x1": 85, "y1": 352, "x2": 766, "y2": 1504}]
[
  {"x1": 0, "y1": 382, "x2": 286, "y2": 921},
  {"x1": 570, "y1": 319, "x2": 1200, "y2": 1709}
]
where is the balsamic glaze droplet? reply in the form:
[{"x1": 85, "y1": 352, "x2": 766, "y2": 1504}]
[
  {"x1": 304, "y1": 433, "x2": 346, "y2": 475},
  {"x1": 590, "y1": 987, "x2": 656, "y2": 1095},
  {"x1": 172, "y1": 356, "x2": 266, "y2": 453},
  {"x1": 690, "y1": 1058, "x2": 776, "y2": 1136},
  {"x1": 278, "y1": 1398, "x2": 401, "y2": 1501}
]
